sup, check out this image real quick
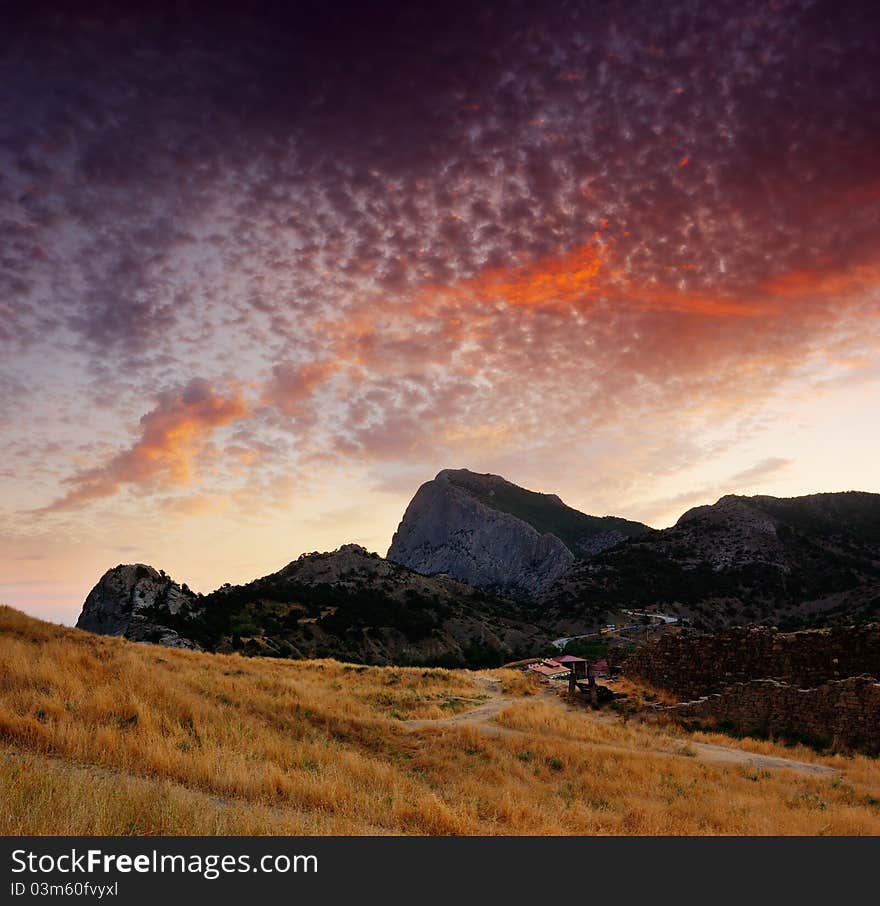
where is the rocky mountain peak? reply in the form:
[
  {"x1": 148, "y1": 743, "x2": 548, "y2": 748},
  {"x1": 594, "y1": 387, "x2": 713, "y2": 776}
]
[
  {"x1": 335, "y1": 543, "x2": 372, "y2": 556},
  {"x1": 76, "y1": 563, "x2": 201, "y2": 649},
  {"x1": 279, "y1": 544, "x2": 389, "y2": 586},
  {"x1": 387, "y1": 468, "x2": 650, "y2": 598},
  {"x1": 677, "y1": 494, "x2": 779, "y2": 535}
]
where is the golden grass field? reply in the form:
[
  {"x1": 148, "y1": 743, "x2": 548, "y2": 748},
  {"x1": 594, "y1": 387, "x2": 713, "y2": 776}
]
[{"x1": 1, "y1": 604, "x2": 879, "y2": 835}]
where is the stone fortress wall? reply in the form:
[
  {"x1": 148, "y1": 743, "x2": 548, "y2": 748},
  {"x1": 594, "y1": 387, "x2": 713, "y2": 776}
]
[{"x1": 624, "y1": 625, "x2": 880, "y2": 753}]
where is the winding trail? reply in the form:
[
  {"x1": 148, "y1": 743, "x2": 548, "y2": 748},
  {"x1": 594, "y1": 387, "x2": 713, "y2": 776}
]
[
  {"x1": 402, "y1": 676, "x2": 838, "y2": 777},
  {"x1": 403, "y1": 676, "x2": 516, "y2": 732}
]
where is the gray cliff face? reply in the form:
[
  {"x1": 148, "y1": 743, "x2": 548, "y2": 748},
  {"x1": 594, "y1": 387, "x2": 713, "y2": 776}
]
[
  {"x1": 76, "y1": 564, "x2": 201, "y2": 650},
  {"x1": 387, "y1": 471, "x2": 576, "y2": 598}
]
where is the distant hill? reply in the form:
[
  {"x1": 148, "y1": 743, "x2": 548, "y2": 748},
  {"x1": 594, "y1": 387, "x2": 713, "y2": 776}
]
[
  {"x1": 542, "y1": 492, "x2": 880, "y2": 630},
  {"x1": 387, "y1": 468, "x2": 650, "y2": 598},
  {"x1": 77, "y1": 544, "x2": 551, "y2": 668}
]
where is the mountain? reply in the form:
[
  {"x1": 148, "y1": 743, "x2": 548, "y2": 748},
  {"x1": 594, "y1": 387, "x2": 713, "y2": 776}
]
[
  {"x1": 542, "y1": 491, "x2": 880, "y2": 630},
  {"x1": 387, "y1": 468, "x2": 650, "y2": 598},
  {"x1": 76, "y1": 545, "x2": 551, "y2": 668}
]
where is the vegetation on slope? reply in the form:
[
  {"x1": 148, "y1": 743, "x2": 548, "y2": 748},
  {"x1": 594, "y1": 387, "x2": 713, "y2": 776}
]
[
  {"x1": 2, "y1": 606, "x2": 880, "y2": 835},
  {"x1": 752, "y1": 491, "x2": 880, "y2": 546},
  {"x1": 543, "y1": 493, "x2": 880, "y2": 630},
  {"x1": 106, "y1": 548, "x2": 552, "y2": 668}
]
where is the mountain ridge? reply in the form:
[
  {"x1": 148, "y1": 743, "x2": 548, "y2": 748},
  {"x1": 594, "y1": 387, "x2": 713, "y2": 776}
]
[
  {"x1": 542, "y1": 489, "x2": 880, "y2": 631},
  {"x1": 77, "y1": 543, "x2": 551, "y2": 668},
  {"x1": 75, "y1": 475, "x2": 880, "y2": 664}
]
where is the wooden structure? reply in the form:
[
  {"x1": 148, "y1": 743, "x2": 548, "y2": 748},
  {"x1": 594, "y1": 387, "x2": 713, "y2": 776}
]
[
  {"x1": 564, "y1": 658, "x2": 606, "y2": 707},
  {"x1": 527, "y1": 655, "x2": 614, "y2": 709},
  {"x1": 566, "y1": 658, "x2": 588, "y2": 695}
]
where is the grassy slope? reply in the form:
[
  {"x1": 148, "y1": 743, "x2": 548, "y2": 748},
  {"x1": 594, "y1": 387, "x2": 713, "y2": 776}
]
[{"x1": 2, "y1": 605, "x2": 879, "y2": 835}]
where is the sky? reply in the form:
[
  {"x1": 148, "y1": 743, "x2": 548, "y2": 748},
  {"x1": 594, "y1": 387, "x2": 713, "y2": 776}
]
[{"x1": 2, "y1": 0, "x2": 879, "y2": 623}]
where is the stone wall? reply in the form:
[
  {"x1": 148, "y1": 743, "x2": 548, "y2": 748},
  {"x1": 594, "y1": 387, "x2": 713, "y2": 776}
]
[
  {"x1": 624, "y1": 624, "x2": 880, "y2": 701},
  {"x1": 623, "y1": 625, "x2": 880, "y2": 754},
  {"x1": 660, "y1": 675, "x2": 880, "y2": 755}
]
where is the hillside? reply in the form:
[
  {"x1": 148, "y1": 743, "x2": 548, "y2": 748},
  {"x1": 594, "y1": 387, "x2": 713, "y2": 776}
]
[
  {"x1": 542, "y1": 492, "x2": 880, "y2": 630},
  {"x1": 77, "y1": 545, "x2": 551, "y2": 668},
  {"x1": 388, "y1": 469, "x2": 649, "y2": 597},
  {"x1": 4, "y1": 606, "x2": 880, "y2": 835}
]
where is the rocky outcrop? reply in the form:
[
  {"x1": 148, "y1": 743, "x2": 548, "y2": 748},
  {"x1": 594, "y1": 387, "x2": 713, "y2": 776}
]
[
  {"x1": 387, "y1": 469, "x2": 648, "y2": 598},
  {"x1": 76, "y1": 564, "x2": 201, "y2": 650},
  {"x1": 388, "y1": 474, "x2": 573, "y2": 597}
]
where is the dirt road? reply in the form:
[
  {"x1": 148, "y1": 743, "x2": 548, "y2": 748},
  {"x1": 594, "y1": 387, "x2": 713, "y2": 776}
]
[{"x1": 402, "y1": 676, "x2": 838, "y2": 777}]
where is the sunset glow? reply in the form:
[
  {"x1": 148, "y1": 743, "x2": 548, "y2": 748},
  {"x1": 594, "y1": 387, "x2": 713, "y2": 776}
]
[{"x1": 2, "y1": 0, "x2": 879, "y2": 622}]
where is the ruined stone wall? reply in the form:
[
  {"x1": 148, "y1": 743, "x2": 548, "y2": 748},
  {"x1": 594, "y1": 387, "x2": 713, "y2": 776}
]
[
  {"x1": 623, "y1": 625, "x2": 880, "y2": 754},
  {"x1": 624, "y1": 624, "x2": 880, "y2": 700},
  {"x1": 661, "y1": 675, "x2": 880, "y2": 755}
]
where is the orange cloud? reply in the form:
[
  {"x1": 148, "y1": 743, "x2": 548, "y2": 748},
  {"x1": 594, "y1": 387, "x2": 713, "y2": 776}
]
[
  {"x1": 624, "y1": 282, "x2": 770, "y2": 317},
  {"x1": 433, "y1": 241, "x2": 606, "y2": 310},
  {"x1": 264, "y1": 238, "x2": 880, "y2": 458},
  {"x1": 761, "y1": 262, "x2": 880, "y2": 300},
  {"x1": 43, "y1": 379, "x2": 248, "y2": 511},
  {"x1": 427, "y1": 236, "x2": 880, "y2": 322},
  {"x1": 418, "y1": 238, "x2": 772, "y2": 319},
  {"x1": 314, "y1": 234, "x2": 776, "y2": 369}
]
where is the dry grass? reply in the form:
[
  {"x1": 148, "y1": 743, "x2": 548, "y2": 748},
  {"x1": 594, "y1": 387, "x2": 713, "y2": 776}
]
[
  {"x1": 487, "y1": 667, "x2": 544, "y2": 697},
  {"x1": 1, "y1": 605, "x2": 879, "y2": 835},
  {"x1": 608, "y1": 675, "x2": 680, "y2": 708}
]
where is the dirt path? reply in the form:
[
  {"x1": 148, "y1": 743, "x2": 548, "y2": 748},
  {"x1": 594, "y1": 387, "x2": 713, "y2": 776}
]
[
  {"x1": 687, "y1": 742, "x2": 836, "y2": 776},
  {"x1": 403, "y1": 676, "x2": 517, "y2": 732},
  {"x1": 402, "y1": 677, "x2": 838, "y2": 777}
]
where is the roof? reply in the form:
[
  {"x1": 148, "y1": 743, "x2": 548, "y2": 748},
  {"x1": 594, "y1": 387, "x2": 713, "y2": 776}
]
[
  {"x1": 528, "y1": 656, "x2": 613, "y2": 681},
  {"x1": 527, "y1": 659, "x2": 571, "y2": 677},
  {"x1": 528, "y1": 664, "x2": 568, "y2": 677}
]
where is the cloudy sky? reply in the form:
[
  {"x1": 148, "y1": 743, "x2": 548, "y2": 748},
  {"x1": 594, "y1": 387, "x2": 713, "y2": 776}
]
[{"x1": 2, "y1": 0, "x2": 879, "y2": 622}]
